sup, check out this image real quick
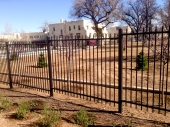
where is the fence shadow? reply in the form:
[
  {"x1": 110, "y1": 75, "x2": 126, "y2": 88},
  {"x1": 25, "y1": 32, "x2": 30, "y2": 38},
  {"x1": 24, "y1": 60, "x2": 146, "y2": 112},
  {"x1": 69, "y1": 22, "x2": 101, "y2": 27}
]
[{"x1": 26, "y1": 65, "x2": 44, "y2": 68}]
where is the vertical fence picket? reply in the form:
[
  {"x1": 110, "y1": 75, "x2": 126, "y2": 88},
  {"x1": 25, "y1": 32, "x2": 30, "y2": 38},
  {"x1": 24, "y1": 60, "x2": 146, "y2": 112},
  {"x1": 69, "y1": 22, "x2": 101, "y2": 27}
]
[
  {"x1": 165, "y1": 26, "x2": 170, "y2": 115},
  {"x1": 125, "y1": 30, "x2": 128, "y2": 107},
  {"x1": 46, "y1": 37, "x2": 53, "y2": 96},
  {"x1": 118, "y1": 29, "x2": 123, "y2": 113},
  {"x1": 113, "y1": 33, "x2": 116, "y2": 106},
  {"x1": 6, "y1": 42, "x2": 13, "y2": 89}
]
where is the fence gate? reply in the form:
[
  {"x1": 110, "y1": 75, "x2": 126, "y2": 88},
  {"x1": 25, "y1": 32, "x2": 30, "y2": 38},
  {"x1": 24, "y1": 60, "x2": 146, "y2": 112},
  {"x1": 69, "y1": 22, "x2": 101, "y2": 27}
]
[{"x1": 48, "y1": 30, "x2": 123, "y2": 113}]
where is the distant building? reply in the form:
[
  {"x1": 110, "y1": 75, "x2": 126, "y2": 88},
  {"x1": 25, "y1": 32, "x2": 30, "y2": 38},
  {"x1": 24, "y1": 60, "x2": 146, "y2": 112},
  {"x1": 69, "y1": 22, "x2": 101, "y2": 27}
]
[
  {"x1": 0, "y1": 33, "x2": 21, "y2": 42},
  {"x1": 108, "y1": 26, "x2": 131, "y2": 36},
  {"x1": 49, "y1": 19, "x2": 108, "y2": 39},
  {"x1": 21, "y1": 32, "x2": 49, "y2": 42}
]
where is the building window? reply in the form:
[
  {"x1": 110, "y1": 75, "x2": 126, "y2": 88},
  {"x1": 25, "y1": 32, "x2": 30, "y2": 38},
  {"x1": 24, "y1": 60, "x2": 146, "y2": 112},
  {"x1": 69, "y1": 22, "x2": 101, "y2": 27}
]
[
  {"x1": 34, "y1": 35, "x2": 39, "y2": 38},
  {"x1": 76, "y1": 33, "x2": 80, "y2": 38},
  {"x1": 53, "y1": 27, "x2": 55, "y2": 31},
  {"x1": 74, "y1": 25, "x2": 75, "y2": 29},
  {"x1": 87, "y1": 26, "x2": 88, "y2": 30},
  {"x1": 69, "y1": 26, "x2": 71, "y2": 31},
  {"x1": 70, "y1": 33, "x2": 73, "y2": 39},
  {"x1": 29, "y1": 36, "x2": 33, "y2": 39},
  {"x1": 89, "y1": 33, "x2": 91, "y2": 37},
  {"x1": 61, "y1": 30, "x2": 63, "y2": 35},
  {"x1": 94, "y1": 33, "x2": 96, "y2": 37},
  {"x1": 78, "y1": 26, "x2": 81, "y2": 30},
  {"x1": 59, "y1": 35, "x2": 63, "y2": 38}
]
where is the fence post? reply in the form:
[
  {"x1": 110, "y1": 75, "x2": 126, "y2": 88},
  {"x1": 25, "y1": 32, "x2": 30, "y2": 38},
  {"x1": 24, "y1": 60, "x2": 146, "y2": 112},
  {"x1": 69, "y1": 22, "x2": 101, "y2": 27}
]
[
  {"x1": 46, "y1": 37, "x2": 53, "y2": 96},
  {"x1": 118, "y1": 29, "x2": 123, "y2": 113},
  {"x1": 6, "y1": 42, "x2": 13, "y2": 89}
]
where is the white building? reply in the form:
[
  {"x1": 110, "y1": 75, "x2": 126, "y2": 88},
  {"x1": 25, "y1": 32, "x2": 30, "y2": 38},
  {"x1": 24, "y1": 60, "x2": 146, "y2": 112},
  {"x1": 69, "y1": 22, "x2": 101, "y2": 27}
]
[
  {"x1": 21, "y1": 32, "x2": 49, "y2": 42},
  {"x1": 108, "y1": 26, "x2": 131, "y2": 36},
  {"x1": 49, "y1": 19, "x2": 108, "y2": 39},
  {"x1": 0, "y1": 33, "x2": 21, "y2": 41}
]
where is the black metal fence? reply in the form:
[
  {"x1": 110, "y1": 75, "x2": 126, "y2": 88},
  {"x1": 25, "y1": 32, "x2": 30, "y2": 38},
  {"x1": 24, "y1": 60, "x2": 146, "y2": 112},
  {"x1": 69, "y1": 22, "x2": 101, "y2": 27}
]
[{"x1": 0, "y1": 28, "x2": 170, "y2": 115}]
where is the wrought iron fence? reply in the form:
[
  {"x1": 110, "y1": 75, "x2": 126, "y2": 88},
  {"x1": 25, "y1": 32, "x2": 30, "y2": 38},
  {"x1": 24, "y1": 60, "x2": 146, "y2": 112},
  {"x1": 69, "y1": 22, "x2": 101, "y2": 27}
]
[{"x1": 0, "y1": 28, "x2": 170, "y2": 115}]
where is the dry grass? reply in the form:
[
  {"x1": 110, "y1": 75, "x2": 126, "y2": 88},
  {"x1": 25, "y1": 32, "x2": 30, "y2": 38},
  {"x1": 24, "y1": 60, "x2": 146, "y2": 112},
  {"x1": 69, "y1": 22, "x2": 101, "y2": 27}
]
[{"x1": 0, "y1": 42, "x2": 170, "y2": 114}]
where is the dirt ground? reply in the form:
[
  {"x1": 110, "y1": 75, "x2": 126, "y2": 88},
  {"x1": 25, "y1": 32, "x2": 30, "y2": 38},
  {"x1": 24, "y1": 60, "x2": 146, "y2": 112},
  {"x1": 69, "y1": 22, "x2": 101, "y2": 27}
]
[{"x1": 0, "y1": 84, "x2": 170, "y2": 127}]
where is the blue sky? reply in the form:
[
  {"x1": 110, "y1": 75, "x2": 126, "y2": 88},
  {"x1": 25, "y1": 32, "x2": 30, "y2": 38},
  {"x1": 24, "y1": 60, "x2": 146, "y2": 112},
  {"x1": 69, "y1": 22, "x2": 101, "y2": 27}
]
[
  {"x1": 0, "y1": 0, "x2": 73, "y2": 33},
  {"x1": 0, "y1": 0, "x2": 163, "y2": 34}
]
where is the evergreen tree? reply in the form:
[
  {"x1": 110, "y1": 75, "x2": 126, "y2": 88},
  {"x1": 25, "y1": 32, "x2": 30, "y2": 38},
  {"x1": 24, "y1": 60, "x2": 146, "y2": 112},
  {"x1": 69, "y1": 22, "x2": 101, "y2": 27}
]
[
  {"x1": 136, "y1": 51, "x2": 148, "y2": 70},
  {"x1": 37, "y1": 53, "x2": 47, "y2": 68}
]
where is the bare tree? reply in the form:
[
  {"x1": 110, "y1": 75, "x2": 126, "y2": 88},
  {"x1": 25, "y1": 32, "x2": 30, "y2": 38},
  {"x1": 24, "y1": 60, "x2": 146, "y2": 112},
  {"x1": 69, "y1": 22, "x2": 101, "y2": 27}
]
[
  {"x1": 143, "y1": 0, "x2": 159, "y2": 30},
  {"x1": 20, "y1": 29, "x2": 26, "y2": 41},
  {"x1": 159, "y1": 0, "x2": 170, "y2": 30},
  {"x1": 4, "y1": 23, "x2": 13, "y2": 34},
  {"x1": 122, "y1": 0, "x2": 159, "y2": 33},
  {"x1": 39, "y1": 20, "x2": 49, "y2": 32},
  {"x1": 70, "y1": 0, "x2": 123, "y2": 38}
]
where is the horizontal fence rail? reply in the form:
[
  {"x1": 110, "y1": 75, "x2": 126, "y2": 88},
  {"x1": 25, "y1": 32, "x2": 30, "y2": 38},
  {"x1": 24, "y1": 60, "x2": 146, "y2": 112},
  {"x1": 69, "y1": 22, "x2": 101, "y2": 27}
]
[{"x1": 0, "y1": 28, "x2": 169, "y2": 115}]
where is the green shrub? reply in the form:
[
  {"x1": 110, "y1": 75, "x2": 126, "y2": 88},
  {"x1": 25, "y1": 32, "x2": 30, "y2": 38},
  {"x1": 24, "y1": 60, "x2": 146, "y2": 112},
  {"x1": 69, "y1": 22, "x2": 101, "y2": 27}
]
[
  {"x1": 71, "y1": 109, "x2": 94, "y2": 127},
  {"x1": 37, "y1": 53, "x2": 47, "y2": 68},
  {"x1": 30, "y1": 102, "x2": 38, "y2": 108},
  {"x1": 124, "y1": 113, "x2": 134, "y2": 127},
  {"x1": 0, "y1": 96, "x2": 13, "y2": 111},
  {"x1": 10, "y1": 52, "x2": 18, "y2": 61},
  {"x1": 16, "y1": 101, "x2": 30, "y2": 119},
  {"x1": 38, "y1": 105, "x2": 60, "y2": 127},
  {"x1": 136, "y1": 51, "x2": 148, "y2": 70}
]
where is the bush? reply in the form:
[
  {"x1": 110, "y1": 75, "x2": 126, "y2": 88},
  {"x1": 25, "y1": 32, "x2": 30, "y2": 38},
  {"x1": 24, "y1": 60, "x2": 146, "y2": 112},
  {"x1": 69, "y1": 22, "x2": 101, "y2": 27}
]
[
  {"x1": 38, "y1": 105, "x2": 60, "y2": 127},
  {"x1": 0, "y1": 96, "x2": 13, "y2": 111},
  {"x1": 71, "y1": 109, "x2": 94, "y2": 127},
  {"x1": 136, "y1": 51, "x2": 148, "y2": 70},
  {"x1": 37, "y1": 53, "x2": 47, "y2": 68},
  {"x1": 16, "y1": 101, "x2": 30, "y2": 119},
  {"x1": 10, "y1": 52, "x2": 18, "y2": 61}
]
